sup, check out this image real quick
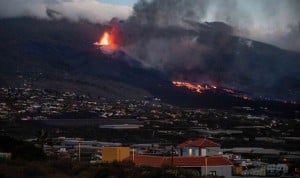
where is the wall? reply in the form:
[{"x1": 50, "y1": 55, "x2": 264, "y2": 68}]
[
  {"x1": 102, "y1": 147, "x2": 130, "y2": 163},
  {"x1": 206, "y1": 147, "x2": 221, "y2": 156},
  {"x1": 201, "y1": 166, "x2": 232, "y2": 178}
]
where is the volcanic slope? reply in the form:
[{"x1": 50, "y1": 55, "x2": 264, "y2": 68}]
[
  {"x1": 0, "y1": 18, "x2": 299, "y2": 112},
  {"x1": 0, "y1": 18, "x2": 166, "y2": 99}
]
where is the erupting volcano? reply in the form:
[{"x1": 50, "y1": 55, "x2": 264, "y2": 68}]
[{"x1": 94, "y1": 20, "x2": 123, "y2": 54}]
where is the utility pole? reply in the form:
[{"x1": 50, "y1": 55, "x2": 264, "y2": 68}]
[
  {"x1": 205, "y1": 156, "x2": 208, "y2": 176},
  {"x1": 132, "y1": 147, "x2": 135, "y2": 162},
  {"x1": 171, "y1": 145, "x2": 174, "y2": 166},
  {"x1": 78, "y1": 142, "x2": 81, "y2": 162}
]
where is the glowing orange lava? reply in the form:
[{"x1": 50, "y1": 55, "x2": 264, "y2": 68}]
[
  {"x1": 99, "y1": 32, "x2": 110, "y2": 46},
  {"x1": 94, "y1": 30, "x2": 119, "y2": 53},
  {"x1": 94, "y1": 31, "x2": 113, "y2": 46},
  {"x1": 172, "y1": 81, "x2": 206, "y2": 93},
  {"x1": 172, "y1": 81, "x2": 254, "y2": 100}
]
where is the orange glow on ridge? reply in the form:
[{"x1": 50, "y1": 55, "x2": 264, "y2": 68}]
[
  {"x1": 172, "y1": 81, "x2": 207, "y2": 93},
  {"x1": 172, "y1": 81, "x2": 254, "y2": 100}
]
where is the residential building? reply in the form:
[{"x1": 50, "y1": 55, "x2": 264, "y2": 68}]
[
  {"x1": 177, "y1": 138, "x2": 221, "y2": 156},
  {"x1": 267, "y1": 164, "x2": 288, "y2": 176},
  {"x1": 128, "y1": 155, "x2": 232, "y2": 177},
  {"x1": 127, "y1": 138, "x2": 232, "y2": 178},
  {"x1": 0, "y1": 152, "x2": 12, "y2": 160}
]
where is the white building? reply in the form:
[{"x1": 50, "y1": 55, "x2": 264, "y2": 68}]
[
  {"x1": 177, "y1": 138, "x2": 222, "y2": 157},
  {"x1": 267, "y1": 164, "x2": 288, "y2": 176}
]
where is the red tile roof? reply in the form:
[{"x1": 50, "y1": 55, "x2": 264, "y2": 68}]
[
  {"x1": 127, "y1": 155, "x2": 168, "y2": 167},
  {"x1": 127, "y1": 155, "x2": 232, "y2": 168},
  {"x1": 177, "y1": 138, "x2": 220, "y2": 148}
]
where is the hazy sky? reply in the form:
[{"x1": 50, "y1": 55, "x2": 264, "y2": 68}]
[
  {"x1": 99, "y1": 0, "x2": 137, "y2": 6},
  {"x1": 0, "y1": 0, "x2": 133, "y2": 23}
]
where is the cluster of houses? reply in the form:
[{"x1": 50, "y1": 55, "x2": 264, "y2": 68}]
[
  {"x1": 39, "y1": 137, "x2": 297, "y2": 178},
  {"x1": 0, "y1": 102, "x2": 10, "y2": 119},
  {"x1": 1, "y1": 87, "x2": 299, "y2": 177},
  {"x1": 0, "y1": 87, "x2": 178, "y2": 121},
  {"x1": 0, "y1": 87, "x2": 92, "y2": 120},
  {"x1": 128, "y1": 138, "x2": 233, "y2": 177},
  {"x1": 231, "y1": 158, "x2": 289, "y2": 176},
  {"x1": 2, "y1": 133, "x2": 298, "y2": 177},
  {"x1": 42, "y1": 137, "x2": 233, "y2": 177}
]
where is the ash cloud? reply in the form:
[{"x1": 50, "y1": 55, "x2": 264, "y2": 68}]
[
  {"x1": 125, "y1": 0, "x2": 300, "y2": 51},
  {"x1": 121, "y1": 0, "x2": 222, "y2": 72},
  {"x1": 0, "y1": 0, "x2": 132, "y2": 23},
  {"x1": 120, "y1": 0, "x2": 237, "y2": 75},
  {"x1": 129, "y1": 0, "x2": 210, "y2": 28}
]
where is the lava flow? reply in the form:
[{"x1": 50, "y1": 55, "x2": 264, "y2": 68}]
[{"x1": 172, "y1": 81, "x2": 209, "y2": 93}]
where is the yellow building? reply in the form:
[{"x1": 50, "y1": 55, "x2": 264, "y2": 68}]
[
  {"x1": 233, "y1": 166, "x2": 243, "y2": 175},
  {"x1": 102, "y1": 147, "x2": 130, "y2": 163}
]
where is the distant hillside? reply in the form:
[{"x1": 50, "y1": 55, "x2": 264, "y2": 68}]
[
  {"x1": 0, "y1": 18, "x2": 156, "y2": 99},
  {"x1": 0, "y1": 17, "x2": 299, "y2": 111}
]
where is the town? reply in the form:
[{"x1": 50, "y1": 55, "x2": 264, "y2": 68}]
[{"x1": 0, "y1": 87, "x2": 299, "y2": 177}]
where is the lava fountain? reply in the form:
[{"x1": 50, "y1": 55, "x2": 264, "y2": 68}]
[
  {"x1": 94, "y1": 19, "x2": 123, "y2": 54},
  {"x1": 94, "y1": 30, "x2": 118, "y2": 54},
  {"x1": 99, "y1": 32, "x2": 110, "y2": 46},
  {"x1": 94, "y1": 31, "x2": 113, "y2": 46}
]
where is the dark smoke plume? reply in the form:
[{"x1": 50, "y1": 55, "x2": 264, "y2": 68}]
[
  {"x1": 117, "y1": 0, "x2": 300, "y2": 99},
  {"x1": 125, "y1": 0, "x2": 300, "y2": 51}
]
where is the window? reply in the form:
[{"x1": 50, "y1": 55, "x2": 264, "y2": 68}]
[
  {"x1": 201, "y1": 148, "x2": 207, "y2": 156},
  {"x1": 209, "y1": 171, "x2": 217, "y2": 176},
  {"x1": 188, "y1": 148, "x2": 192, "y2": 156}
]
